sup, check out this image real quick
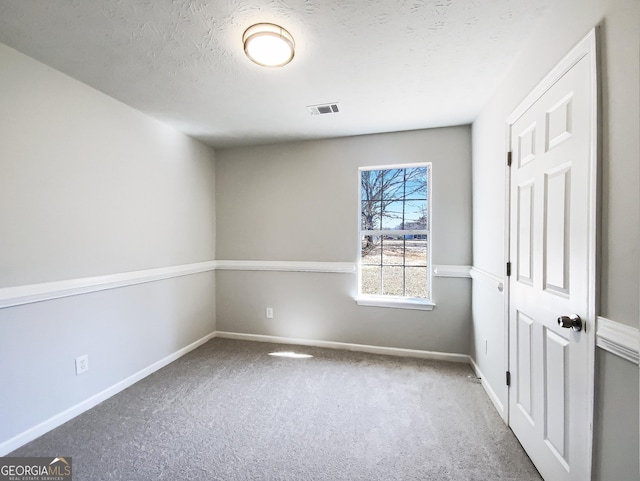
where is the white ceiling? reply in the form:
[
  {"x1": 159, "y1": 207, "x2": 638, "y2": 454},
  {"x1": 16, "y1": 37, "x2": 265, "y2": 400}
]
[{"x1": 0, "y1": 0, "x2": 552, "y2": 148}]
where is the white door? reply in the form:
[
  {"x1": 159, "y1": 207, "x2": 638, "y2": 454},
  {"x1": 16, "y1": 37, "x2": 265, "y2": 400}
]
[{"x1": 507, "y1": 30, "x2": 598, "y2": 481}]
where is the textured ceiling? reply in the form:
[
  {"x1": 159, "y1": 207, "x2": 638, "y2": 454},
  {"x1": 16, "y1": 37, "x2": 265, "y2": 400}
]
[{"x1": 0, "y1": 0, "x2": 552, "y2": 148}]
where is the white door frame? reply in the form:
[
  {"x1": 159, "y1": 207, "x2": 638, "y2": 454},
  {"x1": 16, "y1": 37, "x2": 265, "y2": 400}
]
[{"x1": 504, "y1": 27, "x2": 599, "y2": 477}]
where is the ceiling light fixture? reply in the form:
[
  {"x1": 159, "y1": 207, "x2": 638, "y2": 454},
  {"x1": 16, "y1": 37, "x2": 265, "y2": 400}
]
[{"x1": 243, "y1": 23, "x2": 295, "y2": 68}]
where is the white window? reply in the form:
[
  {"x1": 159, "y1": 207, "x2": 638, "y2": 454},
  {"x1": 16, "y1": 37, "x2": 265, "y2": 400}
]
[{"x1": 357, "y1": 164, "x2": 433, "y2": 310}]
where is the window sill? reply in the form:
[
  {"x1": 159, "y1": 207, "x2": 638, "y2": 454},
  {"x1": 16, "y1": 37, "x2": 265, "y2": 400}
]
[{"x1": 355, "y1": 296, "x2": 435, "y2": 311}]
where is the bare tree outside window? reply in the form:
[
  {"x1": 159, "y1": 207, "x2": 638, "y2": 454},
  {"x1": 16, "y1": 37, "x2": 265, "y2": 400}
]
[{"x1": 359, "y1": 165, "x2": 431, "y2": 299}]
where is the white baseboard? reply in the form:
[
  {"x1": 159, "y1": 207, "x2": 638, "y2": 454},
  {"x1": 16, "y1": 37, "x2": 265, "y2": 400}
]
[
  {"x1": 214, "y1": 331, "x2": 471, "y2": 363},
  {"x1": 1, "y1": 330, "x2": 480, "y2": 456},
  {"x1": 469, "y1": 358, "x2": 506, "y2": 422},
  {"x1": 0, "y1": 331, "x2": 217, "y2": 456}
]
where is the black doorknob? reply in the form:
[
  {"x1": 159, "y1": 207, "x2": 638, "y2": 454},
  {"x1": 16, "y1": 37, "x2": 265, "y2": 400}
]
[{"x1": 557, "y1": 314, "x2": 583, "y2": 332}]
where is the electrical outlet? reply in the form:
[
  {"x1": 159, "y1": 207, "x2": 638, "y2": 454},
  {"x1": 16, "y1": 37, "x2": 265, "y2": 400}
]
[
  {"x1": 75, "y1": 355, "x2": 89, "y2": 375},
  {"x1": 266, "y1": 307, "x2": 273, "y2": 319}
]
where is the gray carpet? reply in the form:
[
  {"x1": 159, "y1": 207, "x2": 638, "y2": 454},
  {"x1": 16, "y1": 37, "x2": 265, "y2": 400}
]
[{"x1": 11, "y1": 338, "x2": 542, "y2": 480}]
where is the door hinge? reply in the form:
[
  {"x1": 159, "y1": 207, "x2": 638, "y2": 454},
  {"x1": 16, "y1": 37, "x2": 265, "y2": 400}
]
[
  {"x1": 506, "y1": 262, "x2": 511, "y2": 277},
  {"x1": 506, "y1": 371, "x2": 511, "y2": 387},
  {"x1": 507, "y1": 151, "x2": 512, "y2": 167}
]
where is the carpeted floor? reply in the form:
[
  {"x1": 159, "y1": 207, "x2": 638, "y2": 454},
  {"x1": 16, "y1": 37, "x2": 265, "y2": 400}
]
[{"x1": 11, "y1": 338, "x2": 542, "y2": 480}]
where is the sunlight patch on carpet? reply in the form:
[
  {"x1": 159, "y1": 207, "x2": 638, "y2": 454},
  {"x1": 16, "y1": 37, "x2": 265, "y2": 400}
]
[{"x1": 268, "y1": 351, "x2": 313, "y2": 359}]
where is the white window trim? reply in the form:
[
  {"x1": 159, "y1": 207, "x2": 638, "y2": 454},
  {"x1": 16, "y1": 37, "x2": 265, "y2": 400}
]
[
  {"x1": 356, "y1": 163, "x2": 433, "y2": 307},
  {"x1": 355, "y1": 295, "x2": 435, "y2": 311}
]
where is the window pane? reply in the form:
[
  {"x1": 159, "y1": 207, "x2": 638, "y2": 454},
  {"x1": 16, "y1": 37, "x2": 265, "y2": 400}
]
[
  {"x1": 382, "y1": 236, "x2": 404, "y2": 266},
  {"x1": 405, "y1": 167, "x2": 427, "y2": 199},
  {"x1": 359, "y1": 164, "x2": 431, "y2": 301},
  {"x1": 361, "y1": 235, "x2": 382, "y2": 264},
  {"x1": 361, "y1": 170, "x2": 382, "y2": 201},
  {"x1": 361, "y1": 266, "x2": 381, "y2": 295},
  {"x1": 361, "y1": 201, "x2": 381, "y2": 230},
  {"x1": 404, "y1": 200, "x2": 427, "y2": 230},
  {"x1": 382, "y1": 169, "x2": 405, "y2": 200},
  {"x1": 382, "y1": 266, "x2": 404, "y2": 296},
  {"x1": 405, "y1": 267, "x2": 428, "y2": 298},
  {"x1": 405, "y1": 238, "x2": 427, "y2": 266},
  {"x1": 381, "y1": 200, "x2": 404, "y2": 229}
]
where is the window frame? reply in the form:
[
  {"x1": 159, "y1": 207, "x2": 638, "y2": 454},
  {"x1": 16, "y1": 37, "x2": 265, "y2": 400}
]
[{"x1": 356, "y1": 162, "x2": 435, "y2": 311}]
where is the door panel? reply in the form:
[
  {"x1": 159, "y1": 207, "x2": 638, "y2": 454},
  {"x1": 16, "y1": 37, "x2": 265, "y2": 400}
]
[
  {"x1": 545, "y1": 94, "x2": 573, "y2": 151},
  {"x1": 518, "y1": 122, "x2": 537, "y2": 166},
  {"x1": 517, "y1": 182, "x2": 535, "y2": 284},
  {"x1": 544, "y1": 164, "x2": 571, "y2": 295},
  {"x1": 516, "y1": 311, "x2": 534, "y2": 422},
  {"x1": 543, "y1": 328, "x2": 569, "y2": 462}
]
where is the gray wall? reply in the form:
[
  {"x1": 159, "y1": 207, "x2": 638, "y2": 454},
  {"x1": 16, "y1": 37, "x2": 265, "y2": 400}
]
[
  {"x1": 216, "y1": 127, "x2": 473, "y2": 353},
  {"x1": 471, "y1": 0, "x2": 639, "y2": 478},
  {"x1": 593, "y1": 350, "x2": 639, "y2": 481},
  {"x1": 0, "y1": 43, "x2": 217, "y2": 448}
]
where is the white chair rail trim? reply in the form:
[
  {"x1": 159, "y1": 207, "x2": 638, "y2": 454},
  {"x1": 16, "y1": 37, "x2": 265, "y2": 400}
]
[
  {"x1": 469, "y1": 267, "x2": 504, "y2": 293},
  {"x1": 432, "y1": 265, "x2": 472, "y2": 278},
  {"x1": 596, "y1": 316, "x2": 639, "y2": 365},
  {"x1": 0, "y1": 261, "x2": 475, "y2": 309},
  {"x1": 0, "y1": 260, "x2": 355, "y2": 309},
  {"x1": 215, "y1": 260, "x2": 356, "y2": 274},
  {"x1": 0, "y1": 261, "x2": 218, "y2": 309}
]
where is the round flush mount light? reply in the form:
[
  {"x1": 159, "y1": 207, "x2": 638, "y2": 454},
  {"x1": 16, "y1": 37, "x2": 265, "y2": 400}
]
[{"x1": 243, "y1": 23, "x2": 295, "y2": 67}]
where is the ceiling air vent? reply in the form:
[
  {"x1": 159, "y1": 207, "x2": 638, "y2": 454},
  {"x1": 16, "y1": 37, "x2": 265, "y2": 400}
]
[{"x1": 307, "y1": 102, "x2": 340, "y2": 116}]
